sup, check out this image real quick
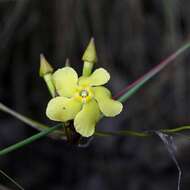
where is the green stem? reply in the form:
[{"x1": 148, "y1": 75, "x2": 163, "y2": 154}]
[
  {"x1": 96, "y1": 125, "x2": 190, "y2": 138},
  {"x1": 117, "y1": 42, "x2": 190, "y2": 103},
  {"x1": 0, "y1": 103, "x2": 48, "y2": 131},
  {"x1": 0, "y1": 102, "x2": 64, "y2": 138},
  {"x1": 160, "y1": 125, "x2": 190, "y2": 133},
  {"x1": 0, "y1": 124, "x2": 63, "y2": 156},
  {"x1": 95, "y1": 130, "x2": 150, "y2": 137},
  {"x1": 43, "y1": 74, "x2": 56, "y2": 97},
  {"x1": 1, "y1": 103, "x2": 190, "y2": 155}
]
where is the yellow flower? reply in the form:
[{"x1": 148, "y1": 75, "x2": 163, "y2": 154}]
[{"x1": 46, "y1": 66, "x2": 123, "y2": 137}]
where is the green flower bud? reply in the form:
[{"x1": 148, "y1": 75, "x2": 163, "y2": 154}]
[
  {"x1": 39, "y1": 54, "x2": 56, "y2": 97},
  {"x1": 39, "y1": 54, "x2": 54, "y2": 77},
  {"x1": 82, "y1": 38, "x2": 97, "y2": 77},
  {"x1": 82, "y1": 38, "x2": 97, "y2": 63}
]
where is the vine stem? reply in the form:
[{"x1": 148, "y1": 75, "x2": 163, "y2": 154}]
[
  {"x1": 1, "y1": 103, "x2": 190, "y2": 156},
  {"x1": 1, "y1": 124, "x2": 190, "y2": 156},
  {"x1": 95, "y1": 125, "x2": 190, "y2": 138},
  {"x1": 160, "y1": 126, "x2": 190, "y2": 133}
]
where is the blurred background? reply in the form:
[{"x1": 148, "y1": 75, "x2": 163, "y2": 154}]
[{"x1": 0, "y1": 0, "x2": 190, "y2": 189}]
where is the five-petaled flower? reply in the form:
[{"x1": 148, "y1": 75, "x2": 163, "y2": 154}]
[{"x1": 46, "y1": 66, "x2": 123, "y2": 137}]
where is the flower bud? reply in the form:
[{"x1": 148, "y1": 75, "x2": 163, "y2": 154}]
[
  {"x1": 82, "y1": 38, "x2": 97, "y2": 63},
  {"x1": 82, "y1": 38, "x2": 97, "y2": 76},
  {"x1": 39, "y1": 54, "x2": 54, "y2": 77},
  {"x1": 39, "y1": 54, "x2": 56, "y2": 97}
]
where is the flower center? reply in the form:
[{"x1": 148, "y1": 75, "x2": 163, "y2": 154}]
[
  {"x1": 80, "y1": 90, "x2": 89, "y2": 98},
  {"x1": 75, "y1": 86, "x2": 94, "y2": 103}
]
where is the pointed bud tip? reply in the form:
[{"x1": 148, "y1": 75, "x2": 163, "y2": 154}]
[
  {"x1": 65, "y1": 58, "x2": 70, "y2": 67},
  {"x1": 39, "y1": 54, "x2": 54, "y2": 77},
  {"x1": 82, "y1": 37, "x2": 97, "y2": 63}
]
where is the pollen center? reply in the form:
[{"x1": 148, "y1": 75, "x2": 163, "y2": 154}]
[
  {"x1": 80, "y1": 90, "x2": 89, "y2": 98},
  {"x1": 75, "y1": 85, "x2": 94, "y2": 103}
]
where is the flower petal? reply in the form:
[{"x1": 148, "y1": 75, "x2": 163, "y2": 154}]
[
  {"x1": 46, "y1": 97, "x2": 82, "y2": 122},
  {"x1": 79, "y1": 68, "x2": 110, "y2": 86},
  {"x1": 93, "y1": 87, "x2": 123, "y2": 117},
  {"x1": 78, "y1": 76, "x2": 90, "y2": 86},
  {"x1": 74, "y1": 100, "x2": 101, "y2": 137},
  {"x1": 53, "y1": 67, "x2": 78, "y2": 97}
]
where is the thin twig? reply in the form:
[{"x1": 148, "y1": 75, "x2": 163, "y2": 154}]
[{"x1": 0, "y1": 170, "x2": 24, "y2": 190}]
